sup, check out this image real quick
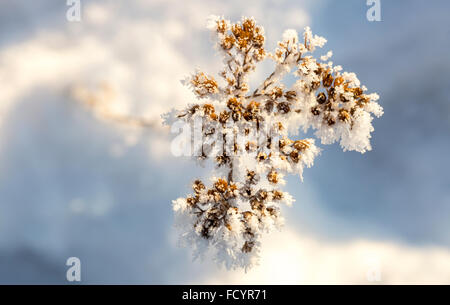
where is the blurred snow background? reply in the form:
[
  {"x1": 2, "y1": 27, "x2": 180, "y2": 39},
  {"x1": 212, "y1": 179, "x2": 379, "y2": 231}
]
[{"x1": 0, "y1": 0, "x2": 449, "y2": 284}]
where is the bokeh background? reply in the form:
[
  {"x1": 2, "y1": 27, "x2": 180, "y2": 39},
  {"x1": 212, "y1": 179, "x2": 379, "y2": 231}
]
[{"x1": 0, "y1": 0, "x2": 449, "y2": 284}]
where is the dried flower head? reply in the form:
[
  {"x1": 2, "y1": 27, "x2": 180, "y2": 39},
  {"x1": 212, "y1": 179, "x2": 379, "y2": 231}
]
[{"x1": 169, "y1": 16, "x2": 383, "y2": 270}]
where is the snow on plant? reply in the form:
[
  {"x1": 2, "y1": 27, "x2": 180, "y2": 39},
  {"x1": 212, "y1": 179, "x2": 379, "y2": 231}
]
[{"x1": 167, "y1": 16, "x2": 383, "y2": 270}]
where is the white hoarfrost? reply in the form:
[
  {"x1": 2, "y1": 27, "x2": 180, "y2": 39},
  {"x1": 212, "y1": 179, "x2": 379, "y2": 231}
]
[{"x1": 167, "y1": 16, "x2": 383, "y2": 270}]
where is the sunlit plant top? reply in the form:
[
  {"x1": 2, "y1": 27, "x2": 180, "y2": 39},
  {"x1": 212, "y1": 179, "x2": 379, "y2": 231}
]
[{"x1": 168, "y1": 16, "x2": 383, "y2": 270}]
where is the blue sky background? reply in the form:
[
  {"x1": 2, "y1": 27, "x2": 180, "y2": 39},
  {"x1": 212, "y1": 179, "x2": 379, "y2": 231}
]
[{"x1": 0, "y1": 0, "x2": 449, "y2": 283}]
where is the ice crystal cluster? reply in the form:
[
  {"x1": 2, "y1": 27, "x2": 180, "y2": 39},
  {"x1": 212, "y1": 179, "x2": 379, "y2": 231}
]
[{"x1": 169, "y1": 16, "x2": 383, "y2": 270}]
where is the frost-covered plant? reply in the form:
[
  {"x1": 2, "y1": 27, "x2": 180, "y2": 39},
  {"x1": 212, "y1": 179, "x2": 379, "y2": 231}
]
[{"x1": 168, "y1": 16, "x2": 383, "y2": 270}]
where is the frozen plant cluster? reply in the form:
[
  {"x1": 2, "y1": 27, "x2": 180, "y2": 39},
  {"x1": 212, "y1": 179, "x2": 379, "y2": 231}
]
[{"x1": 168, "y1": 16, "x2": 383, "y2": 270}]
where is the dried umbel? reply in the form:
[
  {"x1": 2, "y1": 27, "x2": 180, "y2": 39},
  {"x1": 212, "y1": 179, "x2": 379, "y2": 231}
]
[{"x1": 168, "y1": 16, "x2": 383, "y2": 270}]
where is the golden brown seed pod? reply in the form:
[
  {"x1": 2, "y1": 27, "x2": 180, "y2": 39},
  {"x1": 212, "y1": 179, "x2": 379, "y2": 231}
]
[
  {"x1": 267, "y1": 170, "x2": 279, "y2": 184},
  {"x1": 219, "y1": 111, "x2": 230, "y2": 124},
  {"x1": 356, "y1": 96, "x2": 370, "y2": 107},
  {"x1": 322, "y1": 73, "x2": 334, "y2": 88},
  {"x1": 284, "y1": 90, "x2": 297, "y2": 101},
  {"x1": 221, "y1": 35, "x2": 235, "y2": 50},
  {"x1": 214, "y1": 178, "x2": 228, "y2": 193},
  {"x1": 203, "y1": 104, "x2": 215, "y2": 115},
  {"x1": 266, "y1": 207, "x2": 277, "y2": 216},
  {"x1": 243, "y1": 211, "x2": 253, "y2": 219},
  {"x1": 242, "y1": 241, "x2": 254, "y2": 253},
  {"x1": 293, "y1": 139, "x2": 310, "y2": 151},
  {"x1": 311, "y1": 106, "x2": 321, "y2": 116},
  {"x1": 246, "y1": 170, "x2": 256, "y2": 181},
  {"x1": 338, "y1": 109, "x2": 350, "y2": 122},
  {"x1": 245, "y1": 141, "x2": 257, "y2": 152},
  {"x1": 209, "y1": 113, "x2": 218, "y2": 121},
  {"x1": 340, "y1": 94, "x2": 349, "y2": 103},
  {"x1": 216, "y1": 19, "x2": 228, "y2": 34},
  {"x1": 243, "y1": 111, "x2": 253, "y2": 121},
  {"x1": 353, "y1": 87, "x2": 363, "y2": 98},
  {"x1": 272, "y1": 190, "x2": 284, "y2": 200},
  {"x1": 192, "y1": 180, "x2": 205, "y2": 193},
  {"x1": 317, "y1": 92, "x2": 327, "y2": 104},
  {"x1": 289, "y1": 150, "x2": 300, "y2": 163},
  {"x1": 186, "y1": 196, "x2": 198, "y2": 206},
  {"x1": 311, "y1": 81, "x2": 321, "y2": 90},
  {"x1": 257, "y1": 152, "x2": 267, "y2": 161},
  {"x1": 277, "y1": 102, "x2": 290, "y2": 114},
  {"x1": 231, "y1": 111, "x2": 242, "y2": 121},
  {"x1": 334, "y1": 76, "x2": 344, "y2": 87},
  {"x1": 191, "y1": 72, "x2": 219, "y2": 97},
  {"x1": 271, "y1": 87, "x2": 283, "y2": 99},
  {"x1": 227, "y1": 97, "x2": 242, "y2": 111},
  {"x1": 327, "y1": 87, "x2": 337, "y2": 100},
  {"x1": 265, "y1": 101, "x2": 274, "y2": 113},
  {"x1": 250, "y1": 199, "x2": 264, "y2": 210},
  {"x1": 207, "y1": 189, "x2": 221, "y2": 202},
  {"x1": 326, "y1": 116, "x2": 336, "y2": 126},
  {"x1": 189, "y1": 104, "x2": 200, "y2": 115},
  {"x1": 257, "y1": 190, "x2": 268, "y2": 201},
  {"x1": 324, "y1": 101, "x2": 333, "y2": 112},
  {"x1": 314, "y1": 64, "x2": 324, "y2": 76},
  {"x1": 246, "y1": 101, "x2": 260, "y2": 113}
]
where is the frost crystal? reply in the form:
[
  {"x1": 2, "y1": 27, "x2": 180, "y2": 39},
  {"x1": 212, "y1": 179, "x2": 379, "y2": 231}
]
[{"x1": 168, "y1": 16, "x2": 383, "y2": 270}]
